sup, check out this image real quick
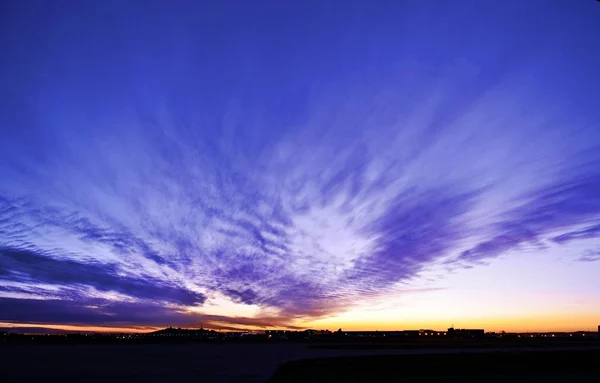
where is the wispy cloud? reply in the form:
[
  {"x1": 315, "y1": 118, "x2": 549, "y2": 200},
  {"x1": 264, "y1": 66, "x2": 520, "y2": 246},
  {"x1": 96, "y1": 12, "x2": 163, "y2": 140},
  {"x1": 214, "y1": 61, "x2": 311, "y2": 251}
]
[
  {"x1": 0, "y1": 247, "x2": 205, "y2": 306},
  {"x1": 459, "y1": 164, "x2": 600, "y2": 263},
  {"x1": 1, "y1": 0, "x2": 599, "y2": 329},
  {"x1": 577, "y1": 249, "x2": 600, "y2": 263}
]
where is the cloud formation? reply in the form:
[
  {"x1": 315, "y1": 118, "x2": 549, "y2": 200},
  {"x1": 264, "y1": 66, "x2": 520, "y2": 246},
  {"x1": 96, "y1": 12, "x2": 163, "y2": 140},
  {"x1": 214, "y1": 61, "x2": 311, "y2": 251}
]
[{"x1": 0, "y1": 0, "x2": 599, "y2": 329}]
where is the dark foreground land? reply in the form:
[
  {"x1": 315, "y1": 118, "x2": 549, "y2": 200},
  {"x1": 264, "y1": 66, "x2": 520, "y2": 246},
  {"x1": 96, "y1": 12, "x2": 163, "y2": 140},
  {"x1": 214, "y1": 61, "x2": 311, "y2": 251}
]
[
  {"x1": 268, "y1": 349, "x2": 600, "y2": 383},
  {"x1": 1, "y1": 343, "x2": 599, "y2": 383}
]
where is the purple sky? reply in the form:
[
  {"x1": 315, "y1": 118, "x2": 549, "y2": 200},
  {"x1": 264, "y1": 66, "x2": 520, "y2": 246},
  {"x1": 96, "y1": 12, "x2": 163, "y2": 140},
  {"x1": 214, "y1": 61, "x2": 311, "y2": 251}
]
[{"x1": 1, "y1": 0, "x2": 599, "y2": 332}]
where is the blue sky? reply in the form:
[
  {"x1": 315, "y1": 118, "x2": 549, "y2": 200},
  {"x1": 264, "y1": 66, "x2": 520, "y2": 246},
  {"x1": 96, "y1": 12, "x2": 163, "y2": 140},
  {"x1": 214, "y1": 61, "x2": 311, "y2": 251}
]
[{"x1": 1, "y1": 0, "x2": 599, "y2": 332}]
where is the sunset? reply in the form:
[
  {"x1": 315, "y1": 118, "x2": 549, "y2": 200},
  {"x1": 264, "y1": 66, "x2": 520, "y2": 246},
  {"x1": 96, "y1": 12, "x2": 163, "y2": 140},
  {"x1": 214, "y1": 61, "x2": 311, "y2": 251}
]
[{"x1": 1, "y1": 0, "x2": 600, "y2": 381}]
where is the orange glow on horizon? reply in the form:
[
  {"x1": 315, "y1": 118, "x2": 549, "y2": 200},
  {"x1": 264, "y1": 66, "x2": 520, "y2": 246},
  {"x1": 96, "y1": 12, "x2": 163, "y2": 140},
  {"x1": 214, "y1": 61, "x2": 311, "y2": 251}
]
[
  {"x1": 2, "y1": 314, "x2": 599, "y2": 334},
  {"x1": 302, "y1": 314, "x2": 600, "y2": 333}
]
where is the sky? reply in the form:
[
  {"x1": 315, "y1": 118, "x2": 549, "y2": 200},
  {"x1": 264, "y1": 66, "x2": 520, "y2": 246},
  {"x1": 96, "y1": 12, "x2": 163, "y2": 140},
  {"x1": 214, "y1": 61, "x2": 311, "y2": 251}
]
[{"x1": 1, "y1": 0, "x2": 599, "y2": 333}]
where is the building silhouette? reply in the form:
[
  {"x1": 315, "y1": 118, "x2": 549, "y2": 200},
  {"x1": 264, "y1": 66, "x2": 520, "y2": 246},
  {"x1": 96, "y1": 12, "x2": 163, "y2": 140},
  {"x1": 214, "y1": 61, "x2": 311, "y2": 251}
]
[{"x1": 447, "y1": 327, "x2": 485, "y2": 339}]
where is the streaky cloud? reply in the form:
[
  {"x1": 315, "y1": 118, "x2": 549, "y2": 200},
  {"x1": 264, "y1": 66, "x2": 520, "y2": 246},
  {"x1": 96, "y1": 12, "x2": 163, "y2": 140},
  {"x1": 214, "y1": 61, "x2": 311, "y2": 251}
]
[
  {"x1": 0, "y1": 246, "x2": 205, "y2": 306},
  {"x1": 1, "y1": 0, "x2": 599, "y2": 329}
]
